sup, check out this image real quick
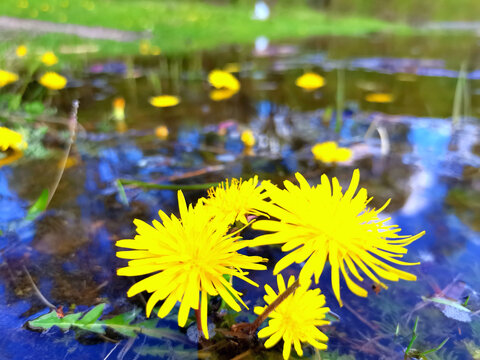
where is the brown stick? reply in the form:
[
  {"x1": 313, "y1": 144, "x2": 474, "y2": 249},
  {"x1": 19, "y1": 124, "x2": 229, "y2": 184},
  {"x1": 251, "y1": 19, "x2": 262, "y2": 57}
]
[{"x1": 231, "y1": 278, "x2": 300, "y2": 336}]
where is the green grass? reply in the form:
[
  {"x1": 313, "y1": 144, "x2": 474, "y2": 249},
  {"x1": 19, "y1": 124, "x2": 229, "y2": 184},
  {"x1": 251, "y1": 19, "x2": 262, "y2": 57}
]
[{"x1": 0, "y1": 0, "x2": 410, "y2": 61}]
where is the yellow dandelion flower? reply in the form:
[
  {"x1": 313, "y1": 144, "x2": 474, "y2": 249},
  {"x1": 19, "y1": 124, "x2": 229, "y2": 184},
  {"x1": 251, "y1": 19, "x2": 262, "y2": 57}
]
[
  {"x1": 295, "y1": 72, "x2": 325, "y2": 90},
  {"x1": 251, "y1": 169, "x2": 425, "y2": 306},
  {"x1": 209, "y1": 88, "x2": 237, "y2": 101},
  {"x1": 0, "y1": 127, "x2": 28, "y2": 152},
  {"x1": 39, "y1": 72, "x2": 67, "y2": 90},
  {"x1": 41, "y1": 51, "x2": 59, "y2": 66},
  {"x1": 116, "y1": 191, "x2": 267, "y2": 339},
  {"x1": 200, "y1": 176, "x2": 270, "y2": 225},
  {"x1": 208, "y1": 70, "x2": 240, "y2": 91},
  {"x1": 241, "y1": 129, "x2": 255, "y2": 147},
  {"x1": 0, "y1": 70, "x2": 19, "y2": 87},
  {"x1": 16, "y1": 45, "x2": 28, "y2": 57},
  {"x1": 311, "y1": 141, "x2": 352, "y2": 163},
  {"x1": 155, "y1": 125, "x2": 169, "y2": 140},
  {"x1": 149, "y1": 95, "x2": 180, "y2": 108},
  {"x1": 365, "y1": 93, "x2": 393, "y2": 103},
  {"x1": 254, "y1": 275, "x2": 330, "y2": 359}
]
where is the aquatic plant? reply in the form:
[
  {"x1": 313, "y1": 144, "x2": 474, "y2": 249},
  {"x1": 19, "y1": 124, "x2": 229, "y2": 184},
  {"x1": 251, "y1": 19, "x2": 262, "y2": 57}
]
[
  {"x1": 39, "y1": 72, "x2": 67, "y2": 90},
  {"x1": 295, "y1": 72, "x2": 325, "y2": 90},
  {"x1": 116, "y1": 191, "x2": 267, "y2": 339},
  {"x1": 0, "y1": 127, "x2": 28, "y2": 151},
  {"x1": 200, "y1": 176, "x2": 270, "y2": 225},
  {"x1": 208, "y1": 70, "x2": 240, "y2": 91},
  {"x1": 40, "y1": 51, "x2": 59, "y2": 66},
  {"x1": 251, "y1": 169, "x2": 425, "y2": 306},
  {"x1": 0, "y1": 70, "x2": 19, "y2": 87},
  {"x1": 254, "y1": 274, "x2": 330, "y2": 359},
  {"x1": 311, "y1": 141, "x2": 352, "y2": 163},
  {"x1": 149, "y1": 95, "x2": 180, "y2": 107}
]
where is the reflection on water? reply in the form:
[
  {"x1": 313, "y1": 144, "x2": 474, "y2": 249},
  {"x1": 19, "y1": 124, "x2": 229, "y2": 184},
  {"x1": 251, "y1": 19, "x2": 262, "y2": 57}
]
[{"x1": 2, "y1": 33, "x2": 480, "y2": 359}]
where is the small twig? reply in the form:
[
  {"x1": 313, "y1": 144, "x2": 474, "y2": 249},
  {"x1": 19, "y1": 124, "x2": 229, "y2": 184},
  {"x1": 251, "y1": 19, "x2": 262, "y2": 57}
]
[
  {"x1": 343, "y1": 301, "x2": 378, "y2": 331},
  {"x1": 23, "y1": 265, "x2": 56, "y2": 310},
  {"x1": 103, "y1": 343, "x2": 120, "y2": 360},
  {"x1": 231, "y1": 349, "x2": 252, "y2": 360},
  {"x1": 46, "y1": 100, "x2": 79, "y2": 207}
]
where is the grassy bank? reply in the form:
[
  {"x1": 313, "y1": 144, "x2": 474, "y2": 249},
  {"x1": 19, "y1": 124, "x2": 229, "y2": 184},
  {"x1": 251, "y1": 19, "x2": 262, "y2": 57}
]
[{"x1": 0, "y1": 0, "x2": 409, "y2": 60}]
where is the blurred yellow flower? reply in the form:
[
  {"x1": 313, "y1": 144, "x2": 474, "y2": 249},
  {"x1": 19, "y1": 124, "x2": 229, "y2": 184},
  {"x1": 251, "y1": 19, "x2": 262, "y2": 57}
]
[
  {"x1": 251, "y1": 169, "x2": 425, "y2": 306},
  {"x1": 311, "y1": 141, "x2": 352, "y2": 163},
  {"x1": 209, "y1": 88, "x2": 237, "y2": 101},
  {"x1": 208, "y1": 70, "x2": 240, "y2": 91},
  {"x1": 16, "y1": 45, "x2": 28, "y2": 57},
  {"x1": 200, "y1": 176, "x2": 270, "y2": 225},
  {"x1": 0, "y1": 70, "x2": 19, "y2": 87},
  {"x1": 112, "y1": 97, "x2": 125, "y2": 122},
  {"x1": 241, "y1": 129, "x2": 255, "y2": 147},
  {"x1": 116, "y1": 191, "x2": 267, "y2": 339},
  {"x1": 41, "y1": 51, "x2": 58, "y2": 66},
  {"x1": 139, "y1": 40, "x2": 150, "y2": 55},
  {"x1": 295, "y1": 72, "x2": 325, "y2": 90},
  {"x1": 365, "y1": 93, "x2": 393, "y2": 103},
  {"x1": 254, "y1": 275, "x2": 330, "y2": 359},
  {"x1": 149, "y1": 95, "x2": 180, "y2": 108},
  {"x1": 0, "y1": 127, "x2": 28, "y2": 152},
  {"x1": 41, "y1": 3, "x2": 50, "y2": 12},
  {"x1": 155, "y1": 125, "x2": 169, "y2": 140},
  {"x1": 39, "y1": 72, "x2": 67, "y2": 90}
]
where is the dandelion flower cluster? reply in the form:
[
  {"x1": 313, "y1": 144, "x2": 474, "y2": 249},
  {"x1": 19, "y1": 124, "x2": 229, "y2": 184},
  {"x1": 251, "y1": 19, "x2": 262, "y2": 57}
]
[
  {"x1": 0, "y1": 70, "x2": 19, "y2": 88},
  {"x1": 0, "y1": 127, "x2": 27, "y2": 152},
  {"x1": 254, "y1": 275, "x2": 330, "y2": 359},
  {"x1": 39, "y1": 72, "x2": 67, "y2": 90},
  {"x1": 116, "y1": 191, "x2": 267, "y2": 339},
  {"x1": 311, "y1": 141, "x2": 352, "y2": 163},
  {"x1": 200, "y1": 176, "x2": 270, "y2": 225},
  {"x1": 252, "y1": 169, "x2": 424, "y2": 306}
]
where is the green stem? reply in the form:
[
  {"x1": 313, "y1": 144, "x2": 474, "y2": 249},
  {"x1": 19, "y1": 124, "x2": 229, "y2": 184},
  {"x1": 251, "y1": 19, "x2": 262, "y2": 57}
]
[{"x1": 117, "y1": 179, "x2": 218, "y2": 191}]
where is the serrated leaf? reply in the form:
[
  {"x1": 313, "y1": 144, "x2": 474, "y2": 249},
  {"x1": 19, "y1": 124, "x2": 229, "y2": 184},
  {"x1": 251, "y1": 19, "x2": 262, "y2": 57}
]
[
  {"x1": 26, "y1": 189, "x2": 49, "y2": 221},
  {"x1": 28, "y1": 305, "x2": 183, "y2": 342}
]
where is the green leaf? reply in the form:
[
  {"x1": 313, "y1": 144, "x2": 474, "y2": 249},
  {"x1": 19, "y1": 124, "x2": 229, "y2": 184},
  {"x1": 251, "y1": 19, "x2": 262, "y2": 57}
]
[
  {"x1": 77, "y1": 304, "x2": 105, "y2": 325},
  {"x1": 421, "y1": 296, "x2": 471, "y2": 312},
  {"x1": 28, "y1": 305, "x2": 183, "y2": 342},
  {"x1": 26, "y1": 189, "x2": 49, "y2": 221}
]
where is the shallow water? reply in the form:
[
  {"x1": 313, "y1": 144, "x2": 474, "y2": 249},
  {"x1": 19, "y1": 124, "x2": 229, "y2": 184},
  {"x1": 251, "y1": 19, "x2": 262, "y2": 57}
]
[{"x1": 2, "y1": 32, "x2": 480, "y2": 359}]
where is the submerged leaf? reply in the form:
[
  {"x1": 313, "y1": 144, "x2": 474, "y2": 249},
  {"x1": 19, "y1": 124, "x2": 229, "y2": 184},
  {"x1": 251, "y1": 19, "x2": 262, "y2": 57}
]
[
  {"x1": 26, "y1": 189, "x2": 49, "y2": 221},
  {"x1": 28, "y1": 304, "x2": 181, "y2": 340}
]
